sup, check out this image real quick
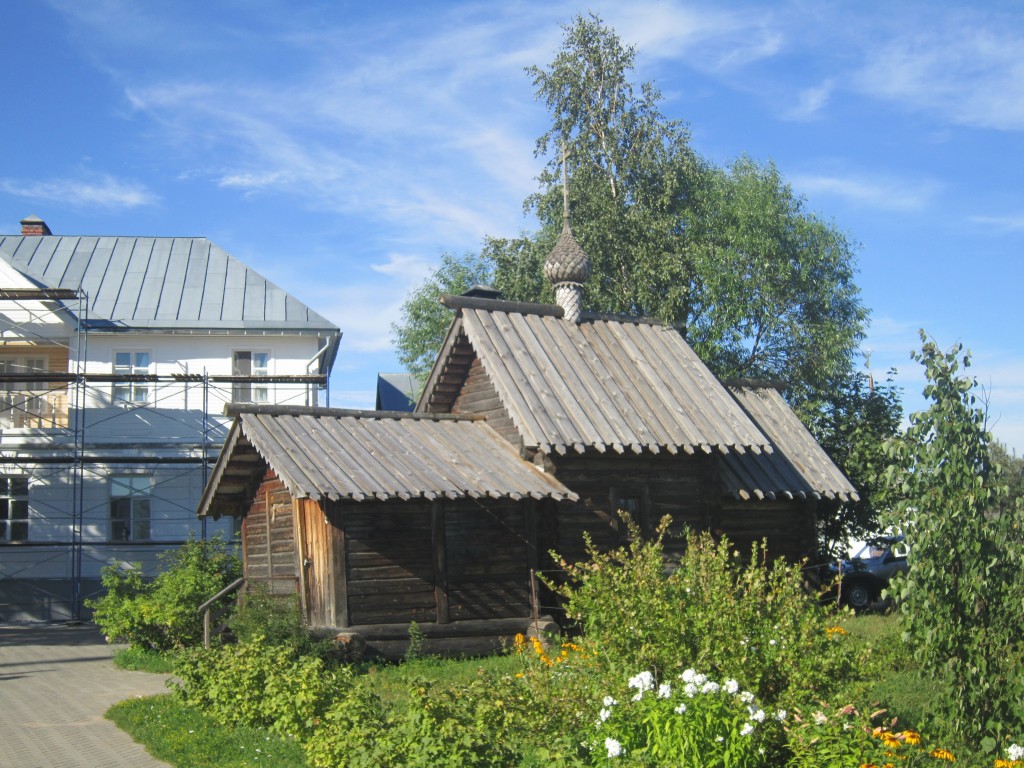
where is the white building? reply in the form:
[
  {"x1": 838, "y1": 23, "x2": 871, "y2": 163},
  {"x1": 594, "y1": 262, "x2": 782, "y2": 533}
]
[{"x1": 0, "y1": 216, "x2": 340, "y2": 621}]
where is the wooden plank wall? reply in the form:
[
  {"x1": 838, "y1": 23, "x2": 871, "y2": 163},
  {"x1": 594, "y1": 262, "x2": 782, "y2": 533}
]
[
  {"x1": 452, "y1": 357, "x2": 522, "y2": 449},
  {"x1": 445, "y1": 500, "x2": 531, "y2": 621},
  {"x1": 343, "y1": 502, "x2": 436, "y2": 625},
  {"x1": 241, "y1": 469, "x2": 299, "y2": 596}
]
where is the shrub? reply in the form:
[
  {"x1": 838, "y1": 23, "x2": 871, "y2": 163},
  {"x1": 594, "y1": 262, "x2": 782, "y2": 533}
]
[
  {"x1": 88, "y1": 536, "x2": 242, "y2": 651},
  {"x1": 553, "y1": 519, "x2": 853, "y2": 706},
  {"x1": 174, "y1": 634, "x2": 351, "y2": 740}
]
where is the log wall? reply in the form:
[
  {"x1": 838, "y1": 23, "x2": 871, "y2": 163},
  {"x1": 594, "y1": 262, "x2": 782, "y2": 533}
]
[
  {"x1": 444, "y1": 500, "x2": 531, "y2": 621},
  {"x1": 452, "y1": 357, "x2": 522, "y2": 450},
  {"x1": 719, "y1": 499, "x2": 817, "y2": 562},
  {"x1": 342, "y1": 502, "x2": 437, "y2": 626},
  {"x1": 545, "y1": 451, "x2": 719, "y2": 563}
]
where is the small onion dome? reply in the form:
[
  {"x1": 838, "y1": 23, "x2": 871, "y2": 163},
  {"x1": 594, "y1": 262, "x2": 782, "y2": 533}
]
[{"x1": 543, "y1": 220, "x2": 592, "y2": 286}]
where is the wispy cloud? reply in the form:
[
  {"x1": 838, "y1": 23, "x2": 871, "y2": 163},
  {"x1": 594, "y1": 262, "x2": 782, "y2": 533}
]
[
  {"x1": 853, "y1": 19, "x2": 1024, "y2": 131},
  {"x1": 782, "y1": 79, "x2": 835, "y2": 121},
  {"x1": 969, "y1": 214, "x2": 1024, "y2": 233},
  {"x1": 0, "y1": 175, "x2": 157, "y2": 211},
  {"x1": 790, "y1": 173, "x2": 941, "y2": 212}
]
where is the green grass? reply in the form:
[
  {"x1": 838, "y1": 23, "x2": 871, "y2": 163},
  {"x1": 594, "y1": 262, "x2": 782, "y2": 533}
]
[
  {"x1": 113, "y1": 645, "x2": 178, "y2": 674},
  {"x1": 107, "y1": 694, "x2": 307, "y2": 768},
  {"x1": 359, "y1": 650, "x2": 521, "y2": 705}
]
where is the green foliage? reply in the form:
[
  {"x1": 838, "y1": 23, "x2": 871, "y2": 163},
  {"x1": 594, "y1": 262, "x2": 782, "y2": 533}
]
[
  {"x1": 173, "y1": 635, "x2": 352, "y2": 740},
  {"x1": 107, "y1": 693, "x2": 308, "y2": 768},
  {"x1": 112, "y1": 645, "x2": 177, "y2": 674},
  {"x1": 554, "y1": 519, "x2": 852, "y2": 706},
  {"x1": 229, "y1": 583, "x2": 318, "y2": 652},
  {"x1": 88, "y1": 536, "x2": 242, "y2": 651},
  {"x1": 883, "y1": 332, "x2": 1024, "y2": 748},
  {"x1": 803, "y1": 370, "x2": 904, "y2": 553},
  {"x1": 391, "y1": 251, "x2": 494, "y2": 381}
]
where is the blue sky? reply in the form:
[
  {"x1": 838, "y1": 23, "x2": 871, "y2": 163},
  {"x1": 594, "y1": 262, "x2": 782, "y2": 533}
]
[{"x1": 3, "y1": 0, "x2": 1023, "y2": 452}]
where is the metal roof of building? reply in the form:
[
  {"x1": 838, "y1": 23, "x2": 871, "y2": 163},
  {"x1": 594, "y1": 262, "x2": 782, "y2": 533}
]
[
  {"x1": 375, "y1": 373, "x2": 417, "y2": 412},
  {"x1": 199, "y1": 406, "x2": 577, "y2": 516},
  {"x1": 423, "y1": 306, "x2": 773, "y2": 456},
  {"x1": 721, "y1": 385, "x2": 859, "y2": 502},
  {"x1": 0, "y1": 235, "x2": 338, "y2": 334}
]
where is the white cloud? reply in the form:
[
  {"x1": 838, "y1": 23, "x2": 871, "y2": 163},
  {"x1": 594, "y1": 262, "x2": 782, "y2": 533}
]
[
  {"x1": 0, "y1": 175, "x2": 157, "y2": 211},
  {"x1": 791, "y1": 173, "x2": 941, "y2": 212},
  {"x1": 854, "y1": 22, "x2": 1024, "y2": 131},
  {"x1": 217, "y1": 171, "x2": 293, "y2": 191},
  {"x1": 969, "y1": 214, "x2": 1024, "y2": 233},
  {"x1": 369, "y1": 252, "x2": 435, "y2": 279},
  {"x1": 783, "y1": 79, "x2": 835, "y2": 121}
]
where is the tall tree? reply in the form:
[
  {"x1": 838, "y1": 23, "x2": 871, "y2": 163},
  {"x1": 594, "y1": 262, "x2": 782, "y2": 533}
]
[
  {"x1": 395, "y1": 13, "x2": 866, "y2": 407},
  {"x1": 883, "y1": 333, "x2": 1024, "y2": 748}
]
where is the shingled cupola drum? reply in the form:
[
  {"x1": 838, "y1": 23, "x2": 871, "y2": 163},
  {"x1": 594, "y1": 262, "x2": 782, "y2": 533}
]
[
  {"x1": 544, "y1": 150, "x2": 592, "y2": 323},
  {"x1": 543, "y1": 221, "x2": 591, "y2": 323}
]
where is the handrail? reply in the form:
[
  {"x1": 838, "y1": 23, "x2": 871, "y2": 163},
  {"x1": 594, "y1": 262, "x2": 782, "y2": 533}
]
[
  {"x1": 198, "y1": 576, "x2": 245, "y2": 614},
  {"x1": 199, "y1": 576, "x2": 245, "y2": 649}
]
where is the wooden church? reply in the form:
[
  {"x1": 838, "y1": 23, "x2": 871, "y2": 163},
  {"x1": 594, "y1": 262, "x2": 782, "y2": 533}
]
[{"x1": 199, "y1": 218, "x2": 857, "y2": 656}]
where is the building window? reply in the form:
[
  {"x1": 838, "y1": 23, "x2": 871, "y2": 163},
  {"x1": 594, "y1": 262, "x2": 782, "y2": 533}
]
[
  {"x1": 0, "y1": 477, "x2": 29, "y2": 542},
  {"x1": 0, "y1": 357, "x2": 49, "y2": 427},
  {"x1": 113, "y1": 351, "x2": 151, "y2": 404},
  {"x1": 232, "y1": 351, "x2": 270, "y2": 403},
  {"x1": 110, "y1": 476, "x2": 151, "y2": 541}
]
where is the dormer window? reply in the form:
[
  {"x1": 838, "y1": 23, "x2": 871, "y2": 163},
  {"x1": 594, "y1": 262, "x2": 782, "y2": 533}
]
[{"x1": 113, "y1": 351, "x2": 151, "y2": 404}]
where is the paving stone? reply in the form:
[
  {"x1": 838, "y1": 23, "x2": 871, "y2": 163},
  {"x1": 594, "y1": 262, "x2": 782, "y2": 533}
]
[{"x1": 0, "y1": 624, "x2": 171, "y2": 767}]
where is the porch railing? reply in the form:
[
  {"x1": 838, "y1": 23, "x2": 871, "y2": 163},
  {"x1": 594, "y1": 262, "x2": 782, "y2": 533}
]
[{"x1": 0, "y1": 391, "x2": 69, "y2": 429}]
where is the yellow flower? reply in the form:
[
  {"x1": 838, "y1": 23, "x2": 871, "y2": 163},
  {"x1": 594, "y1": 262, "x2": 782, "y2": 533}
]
[
  {"x1": 826, "y1": 626, "x2": 848, "y2": 636},
  {"x1": 902, "y1": 730, "x2": 922, "y2": 746},
  {"x1": 880, "y1": 732, "x2": 902, "y2": 749},
  {"x1": 930, "y1": 747, "x2": 955, "y2": 761},
  {"x1": 861, "y1": 763, "x2": 880, "y2": 768}
]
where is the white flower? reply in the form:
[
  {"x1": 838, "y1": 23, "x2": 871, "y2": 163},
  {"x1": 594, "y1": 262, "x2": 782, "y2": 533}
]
[
  {"x1": 739, "y1": 691, "x2": 755, "y2": 704},
  {"x1": 716, "y1": 736, "x2": 725, "y2": 743},
  {"x1": 603, "y1": 696, "x2": 618, "y2": 707},
  {"x1": 769, "y1": 639, "x2": 777, "y2": 646},
  {"x1": 684, "y1": 683, "x2": 698, "y2": 697},
  {"x1": 632, "y1": 692, "x2": 643, "y2": 702},
  {"x1": 701, "y1": 681, "x2": 721, "y2": 694},
  {"x1": 657, "y1": 683, "x2": 672, "y2": 699},
  {"x1": 674, "y1": 703, "x2": 687, "y2": 714},
  {"x1": 724, "y1": 679, "x2": 740, "y2": 694},
  {"x1": 599, "y1": 708, "x2": 612, "y2": 722},
  {"x1": 749, "y1": 708, "x2": 766, "y2": 723},
  {"x1": 1009, "y1": 744, "x2": 1024, "y2": 762},
  {"x1": 740, "y1": 723, "x2": 755, "y2": 737},
  {"x1": 628, "y1": 671, "x2": 655, "y2": 691},
  {"x1": 693, "y1": 673, "x2": 708, "y2": 686},
  {"x1": 774, "y1": 709, "x2": 787, "y2": 722},
  {"x1": 813, "y1": 711, "x2": 828, "y2": 725},
  {"x1": 680, "y1": 669, "x2": 697, "y2": 682},
  {"x1": 605, "y1": 737, "x2": 623, "y2": 758}
]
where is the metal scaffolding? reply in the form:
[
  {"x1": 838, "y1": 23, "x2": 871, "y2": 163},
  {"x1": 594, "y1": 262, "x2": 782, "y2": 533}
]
[{"x1": 0, "y1": 288, "x2": 329, "y2": 620}]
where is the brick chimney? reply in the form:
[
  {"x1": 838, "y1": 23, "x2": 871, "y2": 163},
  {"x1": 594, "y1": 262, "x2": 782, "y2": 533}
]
[{"x1": 20, "y1": 216, "x2": 52, "y2": 236}]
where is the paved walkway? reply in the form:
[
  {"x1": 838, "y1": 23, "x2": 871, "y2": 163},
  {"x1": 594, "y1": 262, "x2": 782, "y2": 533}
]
[{"x1": 0, "y1": 623, "x2": 172, "y2": 767}]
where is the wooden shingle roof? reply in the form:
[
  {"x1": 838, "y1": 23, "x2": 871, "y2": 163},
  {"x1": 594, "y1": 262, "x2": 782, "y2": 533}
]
[
  {"x1": 198, "y1": 406, "x2": 577, "y2": 517},
  {"x1": 423, "y1": 305, "x2": 772, "y2": 457},
  {"x1": 721, "y1": 385, "x2": 860, "y2": 502}
]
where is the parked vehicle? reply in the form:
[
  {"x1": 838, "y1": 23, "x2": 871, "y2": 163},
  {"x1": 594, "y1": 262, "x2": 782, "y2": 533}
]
[{"x1": 831, "y1": 535, "x2": 909, "y2": 611}]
